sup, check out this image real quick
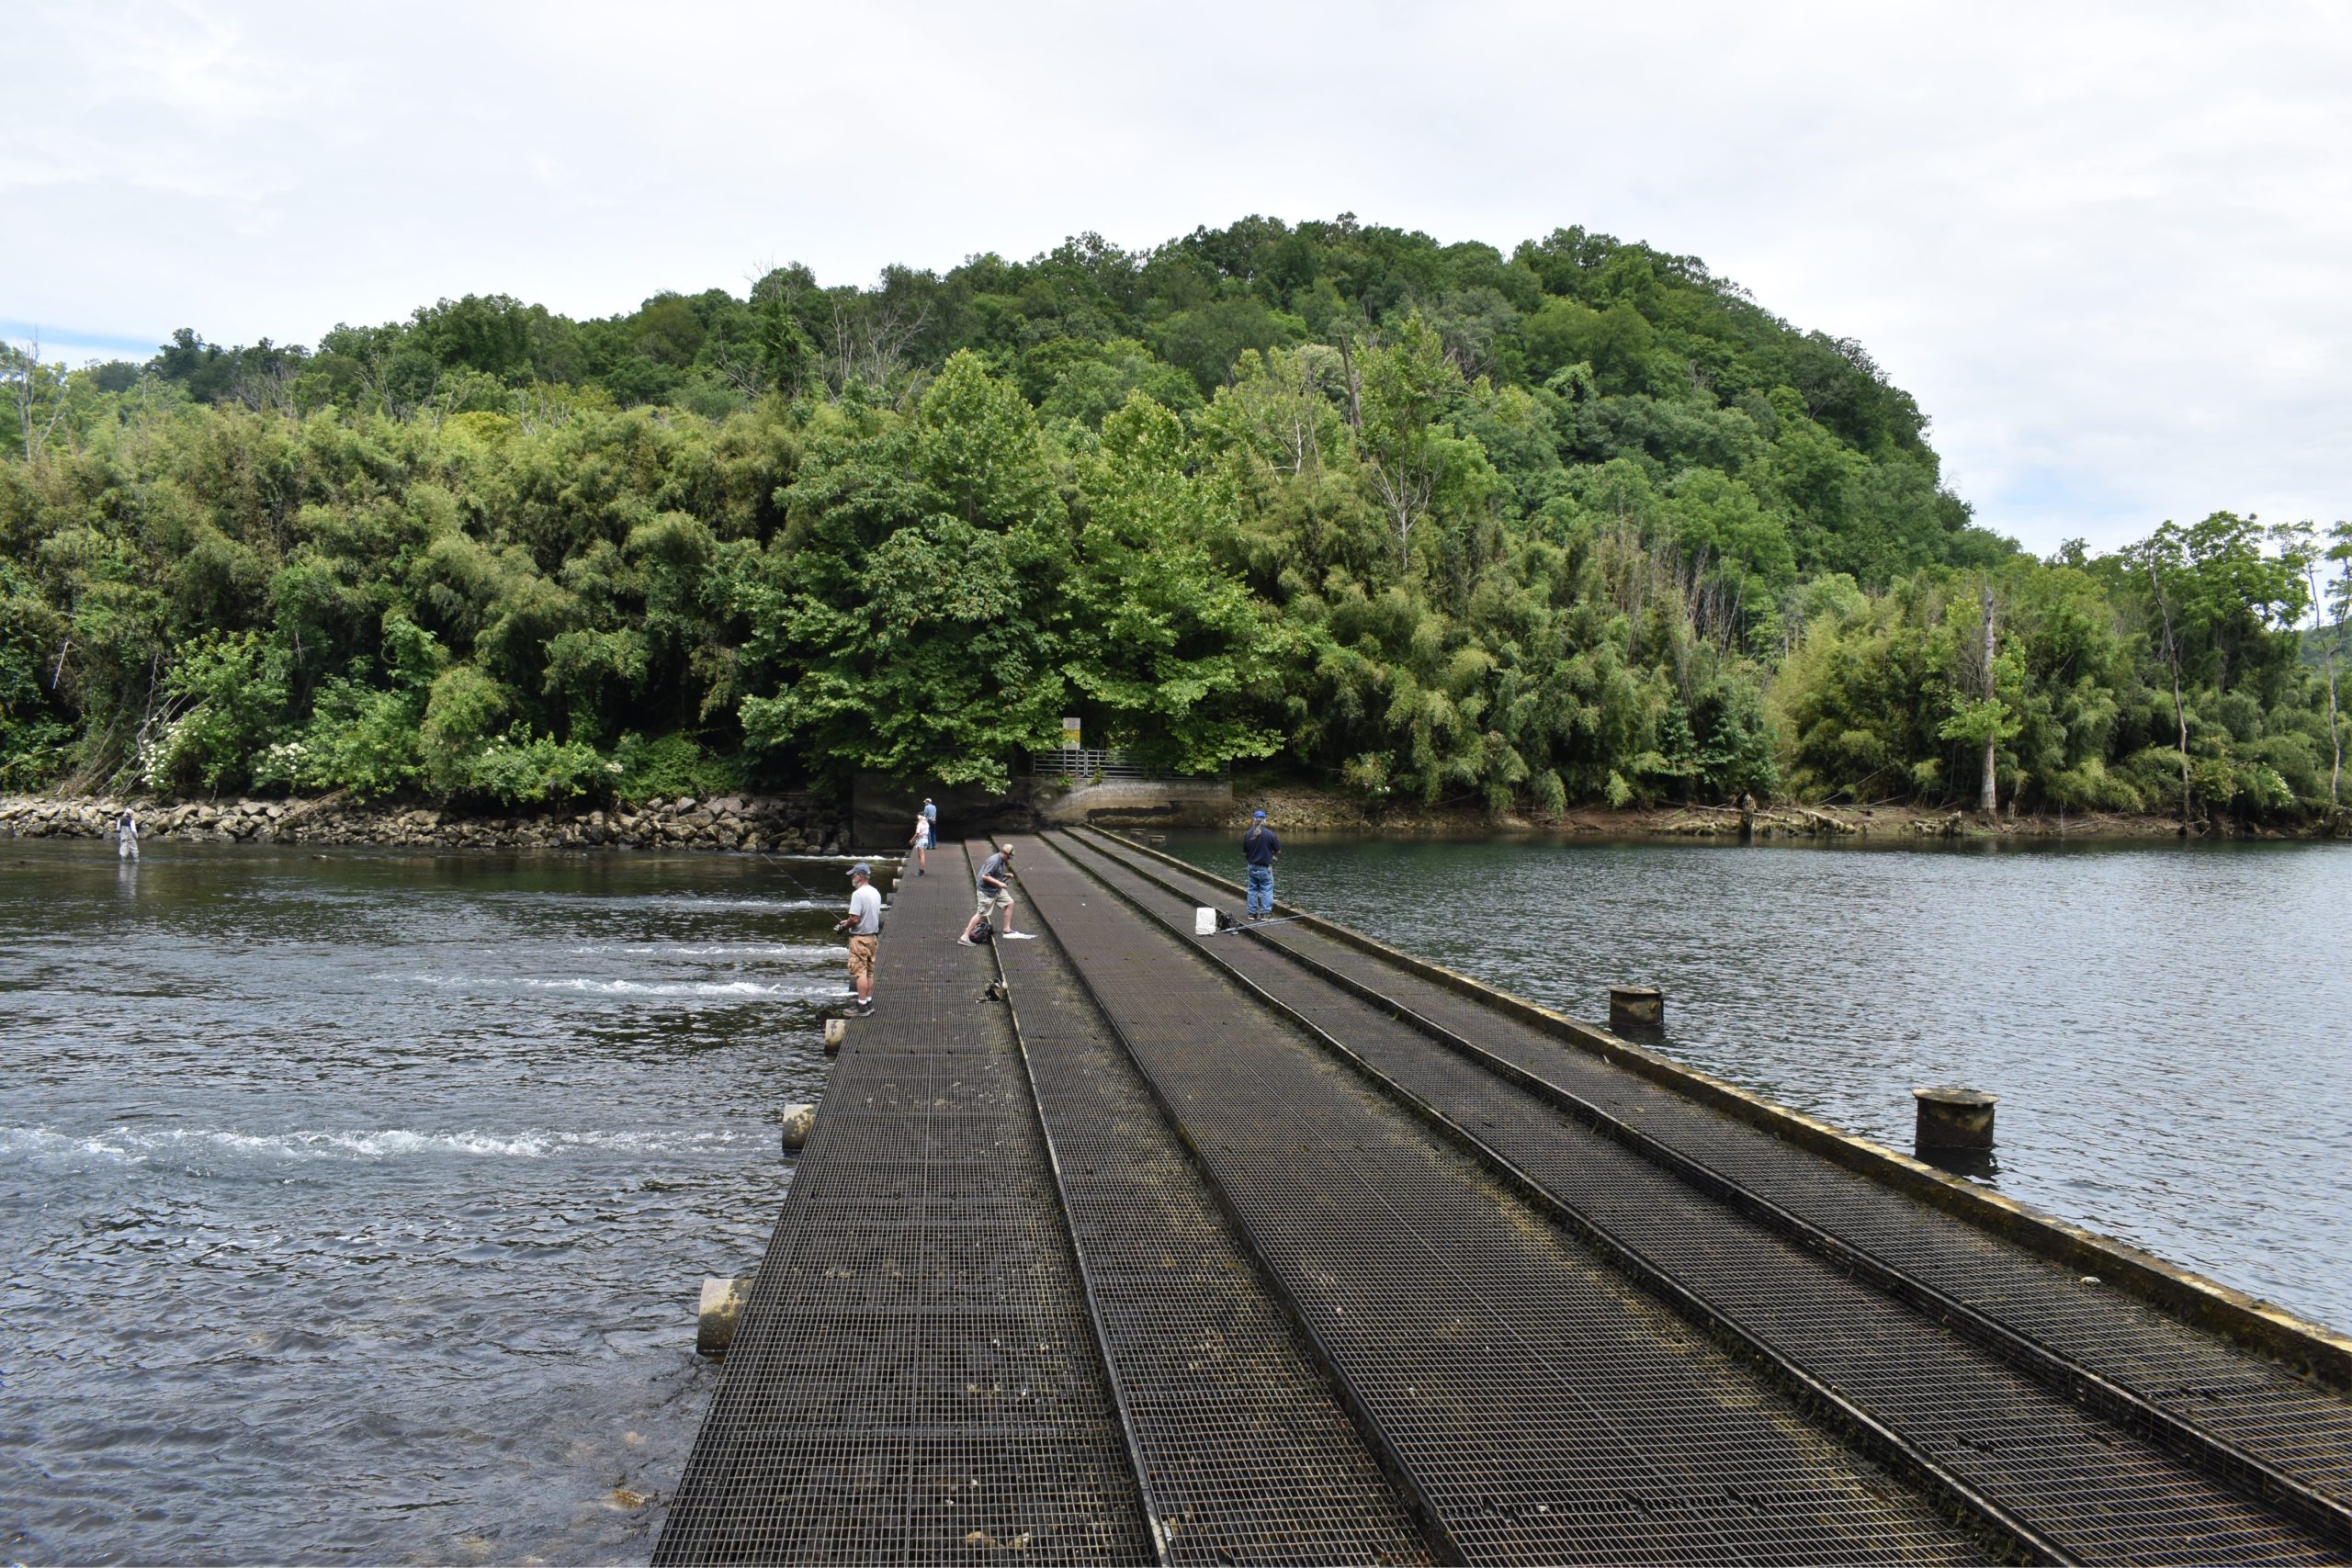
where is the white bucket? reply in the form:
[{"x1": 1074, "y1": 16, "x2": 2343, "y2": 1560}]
[{"x1": 1194, "y1": 907, "x2": 1217, "y2": 936}]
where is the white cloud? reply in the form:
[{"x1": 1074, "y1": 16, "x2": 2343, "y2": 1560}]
[{"x1": 5, "y1": 0, "x2": 2346, "y2": 552}]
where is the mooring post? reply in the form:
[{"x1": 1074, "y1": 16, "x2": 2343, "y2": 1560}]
[
  {"x1": 1913, "y1": 1087, "x2": 1996, "y2": 1154},
  {"x1": 1609, "y1": 985, "x2": 1664, "y2": 1032},
  {"x1": 696, "y1": 1276, "x2": 749, "y2": 1357},
  {"x1": 823, "y1": 1017, "x2": 845, "y2": 1055},
  {"x1": 780, "y1": 1101, "x2": 817, "y2": 1154}
]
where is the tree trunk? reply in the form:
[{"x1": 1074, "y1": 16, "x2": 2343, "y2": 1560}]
[
  {"x1": 2172, "y1": 665, "x2": 2191, "y2": 823},
  {"x1": 1978, "y1": 583, "x2": 1998, "y2": 816},
  {"x1": 2146, "y1": 558, "x2": 2192, "y2": 825},
  {"x1": 2326, "y1": 640, "x2": 2341, "y2": 807},
  {"x1": 1335, "y1": 335, "x2": 1362, "y2": 433}
]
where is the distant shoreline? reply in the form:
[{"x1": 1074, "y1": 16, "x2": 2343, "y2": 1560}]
[
  {"x1": 0, "y1": 792, "x2": 846, "y2": 855},
  {"x1": 1135, "y1": 785, "x2": 2346, "y2": 843},
  {"x1": 10, "y1": 789, "x2": 2341, "y2": 852}
]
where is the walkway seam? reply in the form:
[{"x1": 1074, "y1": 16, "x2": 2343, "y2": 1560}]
[{"x1": 968, "y1": 836, "x2": 1176, "y2": 1568}]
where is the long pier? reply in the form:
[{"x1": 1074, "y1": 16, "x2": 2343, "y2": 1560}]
[{"x1": 658, "y1": 829, "x2": 2352, "y2": 1565}]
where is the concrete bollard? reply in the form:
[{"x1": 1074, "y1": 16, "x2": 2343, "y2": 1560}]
[
  {"x1": 696, "y1": 1276, "x2": 749, "y2": 1357},
  {"x1": 823, "y1": 1017, "x2": 846, "y2": 1055},
  {"x1": 1609, "y1": 985, "x2": 1664, "y2": 1032},
  {"x1": 780, "y1": 1101, "x2": 818, "y2": 1154},
  {"x1": 1913, "y1": 1087, "x2": 1997, "y2": 1153}
]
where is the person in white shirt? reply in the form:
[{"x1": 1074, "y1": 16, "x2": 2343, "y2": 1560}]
[{"x1": 834, "y1": 863, "x2": 884, "y2": 1014}]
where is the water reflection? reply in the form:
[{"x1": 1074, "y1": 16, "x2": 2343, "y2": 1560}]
[{"x1": 1916, "y1": 1145, "x2": 2001, "y2": 1181}]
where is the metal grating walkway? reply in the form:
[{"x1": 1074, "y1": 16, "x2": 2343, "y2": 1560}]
[
  {"x1": 1011, "y1": 834, "x2": 1993, "y2": 1564},
  {"x1": 655, "y1": 848, "x2": 1152, "y2": 1565},
  {"x1": 658, "y1": 825, "x2": 2352, "y2": 1565},
  {"x1": 1084, "y1": 835, "x2": 2352, "y2": 1500},
  {"x1": 1057, "y1": 826, "x2": 2352, "y2": 1565},
  {"x1": 984, "y1": 844, "x2": 1430, "y2": 1565}
]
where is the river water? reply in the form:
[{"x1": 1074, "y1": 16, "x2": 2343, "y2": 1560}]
[
  {"x1": 5, "y1": 835, "x2": 2347, "y2": 1563},
  {"x1": 1, "y1": 841, "x2": 842, "y2": 1565},
  {"x1": 1164, "y1": 831, "x2": 2352, "y2": 1337}
]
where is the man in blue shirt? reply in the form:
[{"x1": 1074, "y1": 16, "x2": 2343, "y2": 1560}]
[{"x1": 1241, "y1": 810, "x2": 1280, "y2": 919}]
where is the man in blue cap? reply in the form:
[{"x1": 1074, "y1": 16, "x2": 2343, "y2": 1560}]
[
  {"x1": 1241, "y1": 809, "x2": 1280, "y2": 920},
  {"x1": 834, "y1": 863, "x2": 883, "y2": 1014}
]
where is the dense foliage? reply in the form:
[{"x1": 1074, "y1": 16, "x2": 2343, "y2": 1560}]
[{"x1": 4, "y1": 215, "x2": 2346, "y2": 818}]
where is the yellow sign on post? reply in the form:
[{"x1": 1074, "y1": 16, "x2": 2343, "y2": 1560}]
[{"x1": 1061, "y1": 716, "x2": 1082, "y2": 750}]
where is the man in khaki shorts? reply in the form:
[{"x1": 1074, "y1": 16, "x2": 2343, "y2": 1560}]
[
  {"x1": 834, "y1": 863, "x2": 883, "y2": 1014},
  {"x1": 957, "y1": 842, "x2": 1034, "y2": 944}
]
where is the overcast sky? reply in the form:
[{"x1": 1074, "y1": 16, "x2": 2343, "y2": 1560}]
[{"x1": 5, "y1": 1, "x2": 2346, "y2": 555}]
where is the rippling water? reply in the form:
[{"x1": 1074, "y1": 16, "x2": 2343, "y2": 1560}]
[
  {"x1": 1, "y1": 841, "x2": 847, "y2": 1564},
  {"x1": 1162, "y1": 831, "x2": 2352, "y2": 1334}
]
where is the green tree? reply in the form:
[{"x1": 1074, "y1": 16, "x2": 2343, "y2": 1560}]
[
  {"x1": 1061, "y1": 396, "x2": 1283, "y2": 773},
  {"x1": 1353, "y1": 317, "x2": 1497, "y2": 574}
]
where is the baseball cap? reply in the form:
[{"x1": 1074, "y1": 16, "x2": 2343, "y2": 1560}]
[
  {"x1": 1252, "y1": 809, "x2": 1267, "y2": 819},
  {"x1": 849, "y1": 863, "x2": 872, "y2": 878}
]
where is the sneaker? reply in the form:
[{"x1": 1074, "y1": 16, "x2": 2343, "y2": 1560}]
[
  {"x1": 854, "y1": 999, "x2": 875, "y2": 1015},
  {"x1": 1002, "y1": 931, "x2": 1036, "y2": 941},
  {"x1": 955, "y1": 936, "x2": 978, "y2": 946}
]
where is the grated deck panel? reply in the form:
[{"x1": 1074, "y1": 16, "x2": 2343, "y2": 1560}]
[
  {"x1": 982, "y1": 844, "x2": 1430, "y2": 1565},
  {"x1": 1060, "y1": 827, "x2": 2352, "y2": 1563},
  {"x1": 1013, "y1": 834, "x2": 1990, "y2": 1565},
  {"x1": 653, "y1": 853, "x2": 1152, "y2": 1566}
]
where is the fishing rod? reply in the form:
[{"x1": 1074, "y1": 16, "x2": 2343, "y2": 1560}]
[
  {"x1": 749, "y1": 849, "x2": 823, "y2": 897},
  {"x1": 1199, "y1": 914, "x2": 1312, "y2": 936}
]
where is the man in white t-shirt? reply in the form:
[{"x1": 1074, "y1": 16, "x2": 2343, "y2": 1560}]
[{"x1": 834, "y1": 863, "x2": 884, "y2": 1014}]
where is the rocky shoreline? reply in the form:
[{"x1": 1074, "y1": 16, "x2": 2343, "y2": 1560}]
[
  {"x1": 1203, "y1": 786, "x2": 2343, "y2": 841},
  {"x1": 6, "y1": 788, "x2": 2337, "y2": 852},
  {"x1": 0, "y1": 792, "x2": 850, "y2": 854}
]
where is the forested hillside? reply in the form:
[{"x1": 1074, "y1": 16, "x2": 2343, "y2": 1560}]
[{"x1": 4, "y1": 215, "x2": 2345, "y2": 818}]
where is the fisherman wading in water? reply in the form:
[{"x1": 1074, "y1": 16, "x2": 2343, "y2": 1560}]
[{"x1": 116, "y1": 807, "x2": 140, "y2": 862}]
